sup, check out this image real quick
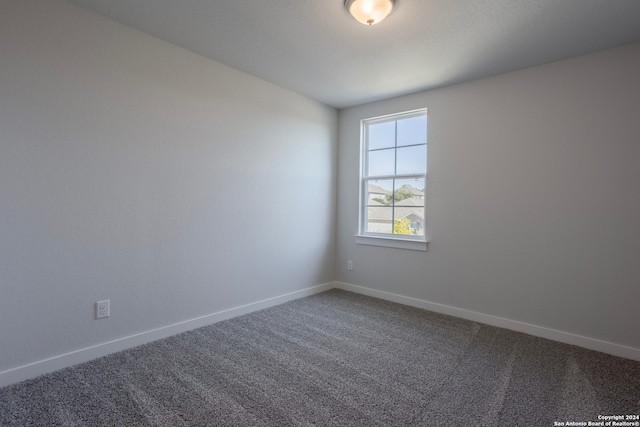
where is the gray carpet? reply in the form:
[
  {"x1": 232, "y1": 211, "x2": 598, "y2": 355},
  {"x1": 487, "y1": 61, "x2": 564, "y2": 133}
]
[{"x1": 1, "y1": 289, "x2": 639, "y2": 426}]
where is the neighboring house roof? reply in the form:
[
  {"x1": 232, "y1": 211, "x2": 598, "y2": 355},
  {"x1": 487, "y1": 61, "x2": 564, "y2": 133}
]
[
  {"x1": 367, "y1": 183, "x2": 424, "y2": 221},
  {"x1": 368, "y1": 183, "x2": 391, "y2": 195},
  {"x1": 367, "y1": 206, "x2": 424, "y2": 221},
  {"x1": 396, "y1": 207, "x2": 424, "y2": 221},
  {"x1": 395, "y1": 197, "x2": 424, "y2": 207}
]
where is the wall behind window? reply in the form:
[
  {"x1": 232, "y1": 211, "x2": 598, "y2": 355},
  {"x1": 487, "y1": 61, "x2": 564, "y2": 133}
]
[
  {"x1": 337, "y1": 42, "x2": 640, "y2": 351},
  {"x1": 0, "y1": 0, "x2": 337, "y2": 374}
]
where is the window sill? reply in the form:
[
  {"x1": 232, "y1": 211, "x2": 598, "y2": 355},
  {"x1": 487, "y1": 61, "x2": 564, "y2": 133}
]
[{"x1": 354, "y1": 235, "x2": 429, "y2": 251}]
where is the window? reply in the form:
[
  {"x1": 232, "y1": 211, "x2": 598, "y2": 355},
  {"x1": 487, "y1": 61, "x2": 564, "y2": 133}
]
[{"x1": 356, "y1": 109, "x2": 428, "y2": 251}]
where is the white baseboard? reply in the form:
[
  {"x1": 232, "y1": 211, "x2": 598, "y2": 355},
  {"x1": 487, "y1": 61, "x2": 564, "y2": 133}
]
[
  {"x1": 335, "y1": 282, "x2": 640, "y2": 362},
  {"x1": 0, "y1": 282, "x2": 335, "y2": 389},
  {"x1": 4, "y1": 280, "x2": 638, "y2": 389}
]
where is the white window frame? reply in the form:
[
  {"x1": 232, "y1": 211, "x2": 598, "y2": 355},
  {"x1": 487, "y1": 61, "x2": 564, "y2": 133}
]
[{"x1": 355, "y1": 108, "x2": 428, "y2": 251}]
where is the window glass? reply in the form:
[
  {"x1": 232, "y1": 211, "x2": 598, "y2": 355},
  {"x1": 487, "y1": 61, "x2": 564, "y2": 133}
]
[
  {"x1": 368, "y1": 121, "x2": 396, "y2": 150},
  {"x1": 367, "y1": 148, "x2": 395, "y2": 176},
  {"x1": 397, "y1": 115, "x2": 427, "y2": 146},
  {"x1": 396, "y1": 145, "x2": 426, "y2": 175},
  {"x1": 366, "y1": 179, "x2": 393, "y2": 205}
]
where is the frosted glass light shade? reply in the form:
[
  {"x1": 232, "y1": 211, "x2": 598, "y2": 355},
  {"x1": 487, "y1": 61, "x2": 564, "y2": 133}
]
[{"x1": 345, "y1": 0, "x2": 398, "y2": 26}]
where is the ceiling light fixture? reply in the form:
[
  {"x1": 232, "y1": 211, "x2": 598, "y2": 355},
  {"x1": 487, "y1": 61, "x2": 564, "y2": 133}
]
[{"x1": 344, "y1": 0, "x2": 398, "y2": 26}]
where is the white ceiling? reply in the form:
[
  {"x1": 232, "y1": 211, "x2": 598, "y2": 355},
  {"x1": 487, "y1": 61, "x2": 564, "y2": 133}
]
[{"x1": 65, "y1": 0, "x2": 640, "y2": 109}]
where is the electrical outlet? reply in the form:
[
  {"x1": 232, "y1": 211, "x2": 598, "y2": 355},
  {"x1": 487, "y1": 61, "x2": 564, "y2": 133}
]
[
  {"x1": 347, "y1": 260, "x2": 353, "y2": 271},
  {"x1": 96, "y1": 300, "x2": 110, "y2": 319}
]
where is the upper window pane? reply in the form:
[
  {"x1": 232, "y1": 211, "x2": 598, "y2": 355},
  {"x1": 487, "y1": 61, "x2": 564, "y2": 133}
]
[
  {"x1": 367, "y1": 148, "x2": 395, "y2": 177},
  {"x1": 397, "y1": 115, "x2": 427, "y2": 147},
  {"x1": 396, "y1": 145, "x2": 426, "y2": 175},
  {"x1": 368, "y1": 121, "x2": 396, "y2": 150}
]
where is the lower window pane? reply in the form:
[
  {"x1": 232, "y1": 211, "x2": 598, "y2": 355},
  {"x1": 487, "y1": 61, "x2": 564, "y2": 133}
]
[
  {"x1": 366, "y1": 206, "x2": 392, "y2": 234},
  {"x1": 393, "y1": 178, "x2": 425, "y2": 236},
  {"x1": 365, "y1": 177, "x2": 425, "y2": 236},
  {"x1": 366, "y1": 179, "x2": 393, "y2": 205}
]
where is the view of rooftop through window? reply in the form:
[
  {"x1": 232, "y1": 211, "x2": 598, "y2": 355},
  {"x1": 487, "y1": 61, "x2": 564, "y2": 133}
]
[{"x1": 362, "y1": 111, "x2": 427, "y2": 238}]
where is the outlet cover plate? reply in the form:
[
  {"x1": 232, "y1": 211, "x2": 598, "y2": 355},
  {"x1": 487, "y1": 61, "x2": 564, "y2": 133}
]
[{"x1": 96, "y1": 300, "x2": 110, "y2": 319}]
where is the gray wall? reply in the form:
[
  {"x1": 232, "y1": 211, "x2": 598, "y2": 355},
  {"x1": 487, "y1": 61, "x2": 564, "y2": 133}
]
[
  {"x1": 336, "y1": 42, "x2": 640, "y2": 351},
  {"x1": 0, "y1": 0, "x2": 337, "y2": 374},
  {"x1": 2, "y1": 0, "x2": 639, "y2": 385}
]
